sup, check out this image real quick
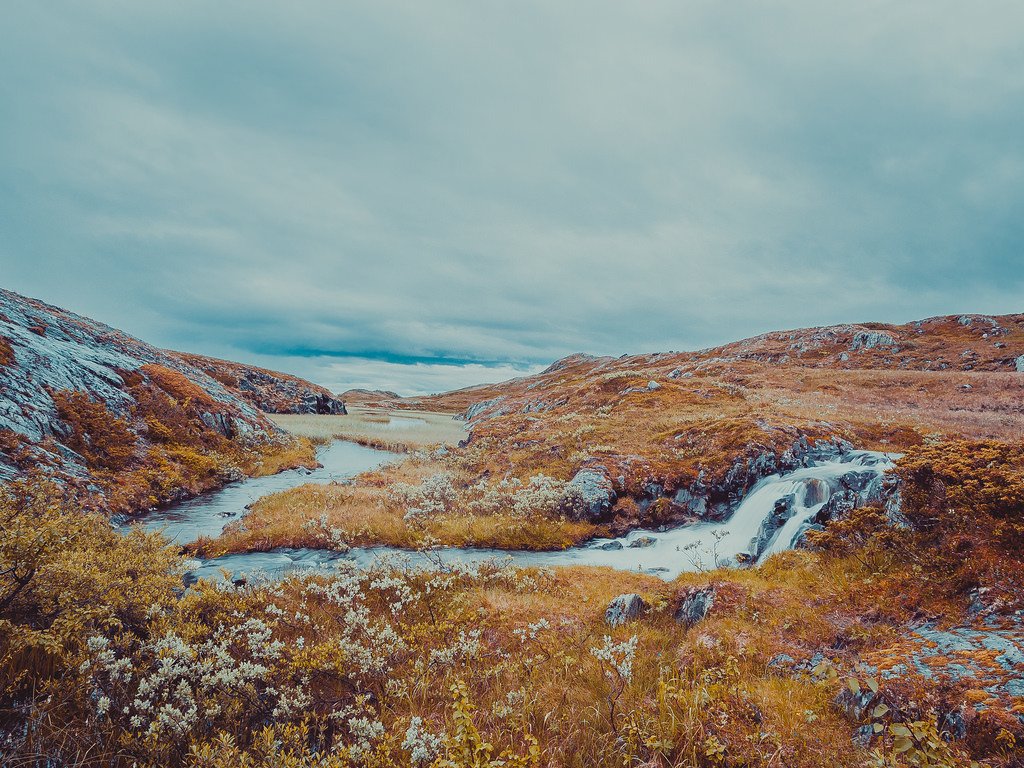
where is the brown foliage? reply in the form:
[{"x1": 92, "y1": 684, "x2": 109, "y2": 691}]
[
  {"x1": 140, "y1": 363, "x2": 218, "y2": 409},
  {"x1": 0, "y1": 336, "x2": 14, "y2": 367},
  {"x1": 52, "y1": 390, "x2": 137, "y2": 471}
]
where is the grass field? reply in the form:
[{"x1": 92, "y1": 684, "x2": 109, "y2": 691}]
[{"x1": 269, "y1": 406, "x2": 468, "y2": 451}]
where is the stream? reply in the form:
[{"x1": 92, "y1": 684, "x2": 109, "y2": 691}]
[{"x1": 121, "y1": 443, "x2": 896, "y2": 582}]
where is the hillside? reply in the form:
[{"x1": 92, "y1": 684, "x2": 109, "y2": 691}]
[
  {"x1": 4, "y1": 307, "x2": 1024, "y2": 766},
  {"x1": 140, "y1": 312, "x2": 1024, "y2": 764},
  {"x1": 210, "y1": 312, "x2": 1024, "y2": 555},
  {"x1": 176, "y1": 352, "x2": 347, "y2": 415},
  {"x1": 0, "y1": 288, "x2": 340, "y2": 513}
]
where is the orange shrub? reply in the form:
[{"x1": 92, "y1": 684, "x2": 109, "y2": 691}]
[
  {"x1": 51, "y1": 390, "x2": 137, "y2": 471},
  {"x1": 140, "y1": 363, "x2": 218, "y2": 409},
  {"x1": 0, "y1": 336, "x2": 14, "y2": 367}
]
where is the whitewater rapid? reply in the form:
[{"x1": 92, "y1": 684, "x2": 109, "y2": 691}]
[{"x1": 154, "y1": 447, "x2": 896, "y2": 583}]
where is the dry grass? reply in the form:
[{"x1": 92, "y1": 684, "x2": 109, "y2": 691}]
[
  {"x1": 270, "y1": 407, "x2": 467, "y2": 451},
  {"x1": 197, "y1": 456, "x2": 600, "y2": 557}
]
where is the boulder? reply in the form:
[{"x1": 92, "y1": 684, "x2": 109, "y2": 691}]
[
  {"x1": 1016, "y1": 355, "x2": 1024, "y2": 373},
  {"x1": 605, "y1": 593, "x2": 648, "y2": 627},
  {"x1": 628, "y1": 535, "x2": 657, "y2": 548},
  {"x1": 675, "y1": 586, "x2": 715, "y2": 627},
  {"x1": 567, "y1": 467, "x2": 617, "y2": 521}
]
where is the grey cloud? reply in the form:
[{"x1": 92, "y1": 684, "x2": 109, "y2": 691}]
[{"x1": 1, "y1": 1, "x2": 1022, "y2": 394}]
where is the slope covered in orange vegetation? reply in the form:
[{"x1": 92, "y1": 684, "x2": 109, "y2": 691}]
[{"x1": 0, "y1": 288, "x2": 320, "y2": 514}]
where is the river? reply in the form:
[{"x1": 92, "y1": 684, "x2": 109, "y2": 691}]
[{"x1": 121, "y1": 442, "x2": 895, "y2": 582}]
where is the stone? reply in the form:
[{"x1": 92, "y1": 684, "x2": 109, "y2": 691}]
[
  {"x1": 567, "y1": 467, "x2": 617, "y2": 521},
  {"x1": 628, "y1": 535, "x2": 657, "y2": 548},
  {"x1": 675, "y1": 586, "x2": 715, "y2": 627},
  {"x1": 597, "y1": 540, "x2": 623, "y2": 550},
  {"x1": 834, "y1": 684, "x2": 877, "y2": 720},
  {"x1": 851, "y1": 724, "x2": 875, "y2": 749},
  {"x1": 1016, "y1": 355, "x2": 1024, "y2": 373},
  {"x1": 605, "y1": 593, "x2": 649, "y2": 627},
  {"x1": 767, "y1": 653, "x2": 796, "y2": 673},
  {"x1": 647, "y1": 380, "x2": 661, "y2": 391}
]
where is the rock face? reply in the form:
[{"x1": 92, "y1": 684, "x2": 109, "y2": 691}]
[
  {"x1": 567, "y1": 467, "x2": 617, "y2": 521},
  {"x1": 0, "y1": 288, "x2": 297, "y2": 505},
  {"x1": 669, "y1": 436, "x2": 858, "y2": 525},
  {"x1": 462, "y1": 396, "x2": 506, "y2": 422},
  {"x1": 605, "y1": 594, "x2": 648, "y2": 627},
  {"x1": 850, "y1": 330, "x2": 897, "y2": 351},
  {"x1": 176, "y1": 353, "x2": 347, "y2": 415}
]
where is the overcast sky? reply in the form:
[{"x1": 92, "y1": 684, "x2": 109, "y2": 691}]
[{"x1": 2, "y1": 2, "x2": 1022, "y2": 395}]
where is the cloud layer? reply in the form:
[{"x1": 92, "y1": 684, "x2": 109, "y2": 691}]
[{"x1": 2, "y1": 2, "x2": 1022, "y2": 394}]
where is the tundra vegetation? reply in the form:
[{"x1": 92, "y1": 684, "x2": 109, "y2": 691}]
[
  {"x1": 3, "y1": 311, "x2": 1024, "y2": 765},
  {"x1": 3, "y1": 437, "x2": 1024, "y2": 767},
  {"x1": 50, "y1": 378, "x2": 317, "y2": 515}
]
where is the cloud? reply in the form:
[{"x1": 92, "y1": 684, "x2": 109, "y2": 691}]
[{"x1": 1, "y1": 1, "x2": 1022, "y2": 394}]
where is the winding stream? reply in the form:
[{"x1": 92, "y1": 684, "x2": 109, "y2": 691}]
[{"x1": 122, "y1": 443, "x2": 895, "y2": 582}]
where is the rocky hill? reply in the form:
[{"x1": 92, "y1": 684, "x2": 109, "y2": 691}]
[
  {"x1": 0, "y1": 288, "x2": 338, "y2": 513},
  {"x1": 411, "y1": 313, "x2": 1024, "y2": 535},
  {"x1": 175, "y1": 353, "x2": 346, "y2": 415},
  {"x1": 337, "y1": 388, "x2": 402, "y2": 408}
]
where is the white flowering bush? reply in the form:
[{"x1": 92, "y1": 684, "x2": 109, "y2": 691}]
[
  {"x1": 468, "y1": 473, "x2": 582, "y2": 519},
  {"x1": 302, "y1": 512, "x2": 350, "y2": 549},
  {"x1": 395, "y1": 472, "x2": 459, "y2": 522}
]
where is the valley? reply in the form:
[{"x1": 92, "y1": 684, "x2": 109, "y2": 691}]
[{"x1": 2, "y1": 291, "x2": 1023, "y2": 767}]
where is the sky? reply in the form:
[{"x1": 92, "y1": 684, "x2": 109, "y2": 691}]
[{"x1": 1, "y1": 2, "x2": 1022, "y2": 395}]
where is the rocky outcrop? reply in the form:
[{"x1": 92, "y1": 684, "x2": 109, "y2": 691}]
[
  {"x1": 462, "y1": 397, "x2": 506, "y2": 422},
  {"x1": 850, "y1": 330, "x2": 897, "y2": 351},
  {"x1": 0, "y1": 288, "x2": 289, "y2": 508},
  {"x1": 669, "y1": 436, "x2": 856, "y2": 524},
  {"x1": 605, "y1": 594, "x2": 648, "y2": 627},
  {"x1": 176, "y1": 353, "x2": 347, "y2": 415}
]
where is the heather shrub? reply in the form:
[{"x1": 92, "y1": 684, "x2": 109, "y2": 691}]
[
  {"x1": 0, "y1": 336, "x2": 14, "y2": 367},
  {"x1": 52, "y1": 389, "x2": 138, "y2": 470}
]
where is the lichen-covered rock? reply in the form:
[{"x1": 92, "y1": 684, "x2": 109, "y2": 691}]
[
  {"x1": 675, "y1": 586, "x2": 715, "y2": 627},
  {"x1": 567, "y1": 467, "x2": 617, "y2": 521},
  {"x1": 605, "y1": 593, "x2": 648, "y2": 627},
  {"x1": 850, "y1": 330, "x2": 897, "y2": 351}
]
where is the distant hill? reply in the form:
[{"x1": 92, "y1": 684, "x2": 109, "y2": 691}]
[{"x1": 338, "y1": 388, "x2": 404, "y2": 408}]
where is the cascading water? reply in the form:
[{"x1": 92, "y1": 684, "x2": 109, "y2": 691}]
[{"x1": 144, "y1": 447, "x2": 896, "y2": 583}]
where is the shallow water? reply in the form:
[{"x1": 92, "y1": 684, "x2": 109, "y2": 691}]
[
  {"x1": 164, "y1": 446, "x2": 896, "y2": 583},
  {"x1": 119, "y1": 441, "x2": 400, "y2": 545}
]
